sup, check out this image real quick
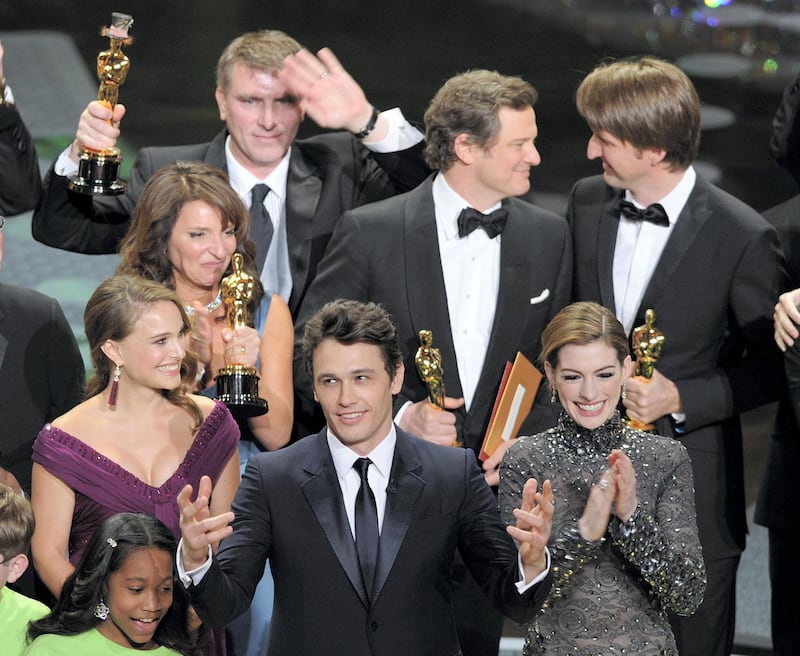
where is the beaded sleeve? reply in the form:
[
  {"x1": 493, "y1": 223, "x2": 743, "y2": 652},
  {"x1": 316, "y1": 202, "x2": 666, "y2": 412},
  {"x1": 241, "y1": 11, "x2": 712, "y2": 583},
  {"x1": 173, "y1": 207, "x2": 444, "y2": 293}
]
[{"x1": 607, "y1": 445, "x2": 706, "y2": 616}]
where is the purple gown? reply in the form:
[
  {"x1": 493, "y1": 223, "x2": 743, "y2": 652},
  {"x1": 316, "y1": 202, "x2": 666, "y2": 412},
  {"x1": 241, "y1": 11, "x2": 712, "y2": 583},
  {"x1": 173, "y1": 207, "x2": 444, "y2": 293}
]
[{"x1": 32, "y1": 400, "x2": 239, "y2": 566}]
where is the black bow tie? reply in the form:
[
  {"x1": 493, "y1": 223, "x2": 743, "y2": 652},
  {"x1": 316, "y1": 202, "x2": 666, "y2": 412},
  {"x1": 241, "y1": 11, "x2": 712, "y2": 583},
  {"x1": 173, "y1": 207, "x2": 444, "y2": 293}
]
[
  {"x1": 457, "y1": 207, "x2": 509, "y2": 239},
  {"x1": 619, "y1": 200, "x2": 669, "y2": 227}
]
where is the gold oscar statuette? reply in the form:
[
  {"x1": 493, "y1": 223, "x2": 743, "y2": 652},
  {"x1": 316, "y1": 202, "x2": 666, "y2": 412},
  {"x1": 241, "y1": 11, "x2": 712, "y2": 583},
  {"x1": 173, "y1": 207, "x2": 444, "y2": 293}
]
[
  {"x1": 627, "y1": 308, "x2": 665, "y2": 432},
  {"x1": 415, "y1": 329, "x2": 445, "y2": 410},
  {"x1": 69, "y1": 12, "x2": 134, "y2": 195},
  {"x1": 215, "y1": 253, "x2": 268, "y2": 417},
  {"x1": 415, "y1": 329, "x2": 464, "y2": 447}
]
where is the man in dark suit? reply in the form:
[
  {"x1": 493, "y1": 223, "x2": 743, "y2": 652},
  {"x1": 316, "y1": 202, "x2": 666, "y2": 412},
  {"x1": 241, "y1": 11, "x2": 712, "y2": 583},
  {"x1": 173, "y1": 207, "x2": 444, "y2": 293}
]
[
  {"x1": 568, "y1": 57, "x2": 785, "y2": 656},
  {"x1": 295, "y1": 69, "x2": 571, "y2": 455},
  {"x1": 32, "y1": 30, "x2": 428, "y2": 317},
  {"x1": 292, "y1": 69, "x2": 571, "y2": 655},
  {"x1": 0, "y1": 39, "x2": 41, "y2": 216},
  {"x1": 0, "y1": 216, "x2": 84, "y2": 498},
  {"x1": 757, "y1": 67, "x2": 800, "y2": 656},
  {"x1": 0, "y1": 40, "x2": 83, "y2": 496},
  {"x1": 176, "y1": 299, "x2": 553, "y2": 656}
]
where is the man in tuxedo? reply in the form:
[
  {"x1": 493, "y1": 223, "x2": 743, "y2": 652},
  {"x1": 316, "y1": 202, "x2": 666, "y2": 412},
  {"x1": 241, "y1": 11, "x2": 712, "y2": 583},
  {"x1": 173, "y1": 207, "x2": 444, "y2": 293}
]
[
  {"x1": 568, "y1": 56, "x2": 785, "y2": 656},
  {"x1": 758, "y1": 67, "x2": 800, "y2": 656},
  {"x1": 176, "y1": 299, "x2": 553, "y2": 656},
  {"x1": 0, "y1": 39, "x2": 41, "y2": 216},
  {"x1": 32, "y1": 30, "x2": 428, "y2": 317},
  {"x1": 292, "y1": 70, "x2": 571, "y2": 655},
  {"x1": 295, "y1": 69, "x2": 571, "y2": 455}
]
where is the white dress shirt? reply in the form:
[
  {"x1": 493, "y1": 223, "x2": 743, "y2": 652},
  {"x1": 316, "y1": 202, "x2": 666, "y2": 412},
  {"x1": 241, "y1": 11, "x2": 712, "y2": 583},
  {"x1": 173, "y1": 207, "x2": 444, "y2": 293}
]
[
  {"x1": 227, "y1": 146, "x2": 293, "y2": 301},
  {"x1": 327, "y1": 427, "x2": 396, "y2": 536},
  {"x1": 432, "y1": 174, "x2": 501, "y2": 410},
  {"x1": 613, "y1": 166, "x2": 696, "y2": 335}
]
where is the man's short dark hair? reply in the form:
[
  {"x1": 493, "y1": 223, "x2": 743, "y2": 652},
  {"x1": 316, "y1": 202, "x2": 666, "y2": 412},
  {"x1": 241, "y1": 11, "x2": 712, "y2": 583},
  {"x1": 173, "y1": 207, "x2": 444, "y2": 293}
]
[
  {"x1": 423, "y1": 69, "x2": 538, "y2": 171},
  {"x1": 302, "y1": 299, "x2": 403, "y2": 382}
]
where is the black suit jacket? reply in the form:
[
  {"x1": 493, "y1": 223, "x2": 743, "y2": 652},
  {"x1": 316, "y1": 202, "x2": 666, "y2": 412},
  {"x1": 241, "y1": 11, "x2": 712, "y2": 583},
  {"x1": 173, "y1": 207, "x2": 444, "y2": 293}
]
[
  {"x1": 755, "y1": 195, "x2": 800, "y2": 532},
  {"x1": 0, "y1": 283, "x2": 84, "y2": 493},
  {"x1": 293, "y1": 175, "x2": 572, "y2": 449},
  {"x1": 187, "y1": 427, "x2": 551, "y2": 656},
  {"x1": 0, "y1": 104, "x2": 41, "y2": 215},
  {"x1": 568, "y1": 174, "x2": 785, "y2": 560},
  {"x1": 32, "y1": 129, "x2": 429, "y2": 316}
]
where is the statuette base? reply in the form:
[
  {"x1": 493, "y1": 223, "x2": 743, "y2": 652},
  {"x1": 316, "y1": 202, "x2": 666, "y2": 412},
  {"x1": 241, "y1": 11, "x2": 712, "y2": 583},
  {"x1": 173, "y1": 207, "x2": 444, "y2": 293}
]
[
  {"x1": 216, "y1": 364, "x2": 269, "y2": 418},
  {"x1": 69, "y1": 148, "x2": 127, "y2": 195}
]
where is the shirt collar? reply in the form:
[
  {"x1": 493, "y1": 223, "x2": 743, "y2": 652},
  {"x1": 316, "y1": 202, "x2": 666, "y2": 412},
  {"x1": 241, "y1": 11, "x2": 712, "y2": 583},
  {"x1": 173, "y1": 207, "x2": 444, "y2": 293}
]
[
  {"x1": 432, "y1": 173, "x2": 502, "y2": 241},
  {"x1": 224, "y1": 137, "x2": 291, "y2": 203},
  {"x1": 623, "y1": 166, "x2": 695, "y2": 226},
  {"x1": 327, "y1": 425, "x2": 397, "y2": 481}
]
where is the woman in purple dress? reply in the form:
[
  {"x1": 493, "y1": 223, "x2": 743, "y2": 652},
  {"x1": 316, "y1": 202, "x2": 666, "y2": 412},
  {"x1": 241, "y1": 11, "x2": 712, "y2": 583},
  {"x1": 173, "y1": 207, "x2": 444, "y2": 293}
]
[{"x1": 30, "y1": 275, "x2": 240, "y2": 599}]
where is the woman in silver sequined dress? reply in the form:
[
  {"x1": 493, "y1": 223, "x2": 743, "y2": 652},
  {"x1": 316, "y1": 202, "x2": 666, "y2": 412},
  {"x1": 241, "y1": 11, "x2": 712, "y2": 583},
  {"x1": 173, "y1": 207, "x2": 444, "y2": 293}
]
[{"x1": 499, "y1": 302, "x2": 706, "y2": 655}]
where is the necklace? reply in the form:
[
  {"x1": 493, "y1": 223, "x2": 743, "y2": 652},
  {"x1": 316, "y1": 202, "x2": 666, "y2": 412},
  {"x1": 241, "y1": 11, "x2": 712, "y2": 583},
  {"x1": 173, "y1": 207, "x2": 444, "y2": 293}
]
[{"x1": 183, "y1": 288, "x2": 223, "y2": 316}]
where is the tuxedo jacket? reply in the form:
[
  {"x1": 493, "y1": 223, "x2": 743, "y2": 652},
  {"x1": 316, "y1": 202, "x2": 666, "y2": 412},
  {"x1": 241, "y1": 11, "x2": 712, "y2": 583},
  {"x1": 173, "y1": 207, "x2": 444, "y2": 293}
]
[
  {"x1": 568, "y1": 174, "x2": 786, "y2": 560},
  {"x1": 293, "y1": 175, "x2": 573, "y2": 450},
  {"x1": 755, "y1": 195, "x2": 800, "y2": 533},
  {"x1": 0, "y1": 283, "x2": 84, "y2": 493},
  {"x1": 32, "y1": 129, "x2": 429, "y2": 316},
  {"x1": 0, "y1": 104, "x2": 41, "y2": 215},
  {"x1": 187, "y1": 427, "x2": 551, "y2": 656}
]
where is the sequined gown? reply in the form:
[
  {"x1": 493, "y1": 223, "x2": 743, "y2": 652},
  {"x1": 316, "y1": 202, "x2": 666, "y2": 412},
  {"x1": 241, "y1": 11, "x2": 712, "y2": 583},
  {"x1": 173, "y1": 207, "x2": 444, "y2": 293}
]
[{"x1": 499, "y1": 412, "x2": 706, "y2": 655}]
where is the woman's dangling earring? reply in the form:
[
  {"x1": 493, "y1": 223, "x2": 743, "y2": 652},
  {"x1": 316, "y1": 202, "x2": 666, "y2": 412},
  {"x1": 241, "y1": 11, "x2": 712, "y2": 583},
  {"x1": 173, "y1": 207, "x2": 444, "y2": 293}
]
[
  {"x1": 94, "y1": 598, "x2": 109, "y2": 620},
  {"x1": 550, "y1": 386, "x2": 559, "y2": 404},
  {"x1": 621, "y1": 380, "x2": 627, "y2": 400},
  {"x1": 108, "y1": 364, "x2": 121, "y2": 408}
]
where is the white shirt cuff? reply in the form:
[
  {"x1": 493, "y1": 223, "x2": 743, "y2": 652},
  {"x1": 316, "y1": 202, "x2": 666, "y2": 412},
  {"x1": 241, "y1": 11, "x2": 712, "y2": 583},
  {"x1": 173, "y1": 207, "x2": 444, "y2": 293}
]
[
  {"x1": 364, "y1": 108, "x2": 424, "y2": 153},
  {"x1": 393, "y1": 399, "x2": 413, "y2": 425},
  {"x1": 176, "y1": 538, "x2": 213, "y2": 587},
  {"x1": 54, "y1": 145, "x2": 79, "y2": 177},
  {"x1": 515, "y1": 546, "x2": 551, "y2": 594}
]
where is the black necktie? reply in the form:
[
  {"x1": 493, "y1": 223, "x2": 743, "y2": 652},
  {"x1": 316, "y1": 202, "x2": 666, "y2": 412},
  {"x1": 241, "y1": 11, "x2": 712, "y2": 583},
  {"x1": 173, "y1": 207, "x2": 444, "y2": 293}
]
[
  {"x1": 457, "y1": 207, "x2": 509, "y2": 239},
  {"x1": 619, "y1": 200, "x2": 669, "y2": 227},
  {"x1": 354, "y1": 457, "x2": 379, "y2": 599},
  {"x1": 249, "y1": 184, "x2": 273, "y2": 273}
]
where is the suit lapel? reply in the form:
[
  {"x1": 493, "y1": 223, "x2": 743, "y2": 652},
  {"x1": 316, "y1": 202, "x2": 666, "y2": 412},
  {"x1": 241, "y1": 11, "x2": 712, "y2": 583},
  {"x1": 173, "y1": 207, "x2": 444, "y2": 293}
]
[
  {"x1": 637, "y1": 179, "x2": 711, "y2": 320},
  {"x1": 597, "y1": 191, "x2": 622, "y2": 313},
  {"x1": 404, "y1": 178, "x2": 464, "y2": 400},
  {"x1": 203, "y1": 130, "x2": 229, "y2": 170},
  {"x1": 300, "y1": 431, "x2": 369, "y2": 607},
  {"x1": 372, "y1": 430, "x2": 425, "y2": 605},
  {"x1": 468, "y1": 202, "x2": 534, "y2": 420},
  {"x1": 286, "y1": 146, "x2": 323, "y2": 311}
]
